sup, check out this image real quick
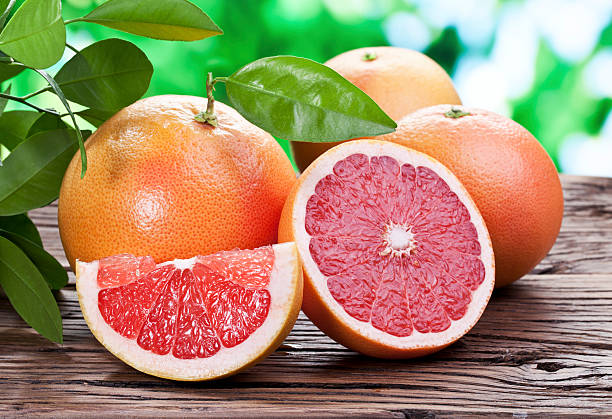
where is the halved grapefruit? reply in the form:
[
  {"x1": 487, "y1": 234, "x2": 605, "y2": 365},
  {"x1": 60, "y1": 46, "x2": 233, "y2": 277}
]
[
  {"x1": 279, "y1": 140, "x2": 495, "y2": 358},
  {"x1": 76, "y1": 242, "x2": 302, "y2": 380}
]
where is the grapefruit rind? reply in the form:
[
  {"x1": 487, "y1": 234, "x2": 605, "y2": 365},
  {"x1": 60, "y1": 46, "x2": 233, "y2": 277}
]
[
  {"x1": 76, "y1": 242, "x2": 302, "y2": 381},
  {"x1": 286, "y1": 140, "x2": 495, "y2": 357}
]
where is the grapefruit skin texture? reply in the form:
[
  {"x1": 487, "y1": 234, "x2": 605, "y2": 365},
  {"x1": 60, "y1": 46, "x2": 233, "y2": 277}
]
[
  {"x1": 290, "y1": 46, "x2": 461, "y2": 172},
  {"x1": 380, "y1": 105, "x2": 564, "y2": 287},
  {"x1": 59, "y1": 95, "x2": 296, "y2": 271},
  {"x1": 279, "y1": 140, "x2": 494, "y2": 359}
]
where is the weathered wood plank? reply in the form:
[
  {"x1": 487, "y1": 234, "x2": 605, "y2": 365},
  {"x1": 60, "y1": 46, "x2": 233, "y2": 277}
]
[
  {"x1": 1, "y1": 275, "x2": 610, "y2": 416},
  {"x1": 1, "y1": 174, "x2": 610, "y2": 416}
]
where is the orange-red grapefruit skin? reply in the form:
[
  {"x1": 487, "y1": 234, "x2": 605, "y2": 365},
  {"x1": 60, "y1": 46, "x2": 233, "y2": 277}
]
[
  {"x1": 379, "y1": 105, "x2": 563, "y2": 287},
  {"x1": 59, "y1": 95, "x2": 296, "y2": 272}
]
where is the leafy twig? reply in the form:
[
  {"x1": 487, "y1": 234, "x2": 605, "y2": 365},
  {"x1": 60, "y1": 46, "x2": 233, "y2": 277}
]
[
  {"x1": 0, "y1": 92, "x2": 60, "y2": 115},
  {"x1": 22, "y1": 86, "x2": 51, "y2": 100},
  {"x1": 33, "y1": 69, "x2": 87, "y2": 177}
]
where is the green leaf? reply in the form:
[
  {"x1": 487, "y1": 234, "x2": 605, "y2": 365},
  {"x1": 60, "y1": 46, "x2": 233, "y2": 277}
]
[
  {"x1": 0, "y1": 230, "x2": 67, "y2": 289},
  {"x1": 0, "y1": 52, "x2": 24, "y2": 82},
  {"x1": 76, "y1": 108, "x2": 115, "y2": 127},
  {"x1": 27, "y1": 112, "x2": 67, "y2": 137},
  {"x1": 77, "y1": 0, "x2": 222, "y2": 41},
  {"x1": 35, "y1": 69, "x2": 86, "y2": 177},
  {"x1": 55, "y1": 39, "x2": 153, "y2": 112},
  {"x1": 0, "y1": 0, "x2": 65, "y2": 69},
  {"x1": 0, "y1": 0, "x2": 15, "y2": 30},
  {"x1": 0, "y1": 110, "x2": 40, "y2": 150},
  {"x1": 0, "y1": 82, "x2": 9, "y2": 115},
  {"x1": 0, "y1": 142, "x2": 8, "y2": 161},
  {"x1": 224, "y1": 56, "x2": 397, "y2": 142},
  {"x1": 0, "y1": 213, "x2": 42, "y2": 246},
  {"x1": 0, "y1": 235, "x2": 62, "y2": 342},
  {"x1": 0, "y1": 128, "x2": 78, "y2": 216},
  {"x1": 0, "y1": 62, "x2": 22, "y2": 81}
]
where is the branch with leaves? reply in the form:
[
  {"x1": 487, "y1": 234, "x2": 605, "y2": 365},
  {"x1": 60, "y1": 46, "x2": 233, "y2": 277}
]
[{"x1": 0, "y1": 0, "x2": 395, "y2": 343}]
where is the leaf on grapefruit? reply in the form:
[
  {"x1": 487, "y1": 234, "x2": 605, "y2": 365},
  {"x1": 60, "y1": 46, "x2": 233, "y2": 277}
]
[
  {"x1": 279, "y1": 140, "x2": 495, "y2": 358},
  {"x1": 76, "y1": 242, "x2": 302, "y2": 380}
]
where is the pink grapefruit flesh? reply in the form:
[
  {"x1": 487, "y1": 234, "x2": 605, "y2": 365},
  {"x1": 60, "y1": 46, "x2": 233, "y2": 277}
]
[
  {"x1": 76, "y1": 242, "x2": 302, "y2": 380},
  {"x1": 279, "y1": 140, "x2": 495, "y2": 358}
]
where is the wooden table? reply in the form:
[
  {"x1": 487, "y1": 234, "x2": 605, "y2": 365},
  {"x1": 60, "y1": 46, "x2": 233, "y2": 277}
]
[{"x1": 2, "y1": 175, "x2": 611, "y2": 417}]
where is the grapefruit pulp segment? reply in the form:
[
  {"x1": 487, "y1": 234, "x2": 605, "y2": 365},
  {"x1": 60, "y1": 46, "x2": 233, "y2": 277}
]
[
  {"x1": 279, "y1": 140, "x2": 495, "y2": 358},
  {"x1": 76, "y1": 242, "x2": 302, "y2": 380}
]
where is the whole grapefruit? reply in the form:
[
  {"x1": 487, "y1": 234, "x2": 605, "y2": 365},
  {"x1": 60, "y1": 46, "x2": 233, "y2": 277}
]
[
  {"x1": 380, "y1": 105, "x2": 564, "y2": 287},
  {"x1": 59, "y1": 95, "x2": 296, "y2": 271},
  {"x1": 290, "y1": 46, "x2": 461, "y2": 172}
]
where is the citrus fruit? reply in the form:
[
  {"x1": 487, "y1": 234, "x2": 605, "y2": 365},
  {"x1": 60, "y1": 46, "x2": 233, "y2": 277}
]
[
  {"x1": 59, "y1": 95, "x2": 296, "y2": 271},
  {"x1": 379, "y1": 105, "x2": 564, "y2": 287},
  {"x1": 279, "y1": 140, "x2": 494, "y2": 358},
  {"x1": 290, "y1": 46, "x2": 461, "y2": 172},
  {"x1": 76, "y1": 242, "x2": 302, "y2": 381}
]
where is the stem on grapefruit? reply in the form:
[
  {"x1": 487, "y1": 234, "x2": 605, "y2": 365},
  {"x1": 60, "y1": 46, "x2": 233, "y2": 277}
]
[
  {"x1": 362, "y1": 51, "x2": 377, "y2": 61},
  {"x1": 195, "y1": 72, "x2": 219, "y2": 127},
  {"x1": 444, "y1": 107, "x2": 471, "y2": 119}
]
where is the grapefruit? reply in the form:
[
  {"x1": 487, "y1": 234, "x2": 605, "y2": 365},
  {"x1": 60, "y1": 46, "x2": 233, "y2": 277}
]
[
  {"x1": 290, "y1": 46, "x2": 461, "y2": 172},
  {"x1": 379, "y1": 105, "x2": 564, "y2": 287},
  {"x1": 279, "y1": 140, "x2": 494, "y2": 358},
  {"x1": 76, "y1": 242, "x2": 302, "y2": 381},
  {"x1": 59, "y1": 95, "x2": 296, "y2": 271}
]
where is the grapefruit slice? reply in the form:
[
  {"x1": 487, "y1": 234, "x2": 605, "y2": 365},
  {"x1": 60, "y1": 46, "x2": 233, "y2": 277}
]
[
  {"x1": 279, "y1": 140, "x2": 494, "y2": 358},
  {"x1": 76, "y1": 242, "x2": 302, "y2": 380}
]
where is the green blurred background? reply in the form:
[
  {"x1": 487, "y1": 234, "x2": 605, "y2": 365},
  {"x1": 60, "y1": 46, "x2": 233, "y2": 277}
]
[{"x1": 9, "y1": 0, "x2": 612, "y2": 176}]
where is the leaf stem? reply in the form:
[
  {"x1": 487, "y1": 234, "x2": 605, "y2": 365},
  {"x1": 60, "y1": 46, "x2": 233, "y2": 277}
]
[
  {"x1": 32, "y1": 69, "x2": 87, "y2": 177},
  {"x1": 22, "y1": 86, "x2": 51, "y2": 100},
  {"x1": 63, "y1": 18, "x2": 83, "y2": 25},
  {"x1": 0, "y1": 92, "x2": 59, "y2": 115},
  {"x1": 194, "y1": 72, "x2": 221, "y2": 127},
  {"x1": 65, "y1": 43, "x2": 79, "y2": 54}
]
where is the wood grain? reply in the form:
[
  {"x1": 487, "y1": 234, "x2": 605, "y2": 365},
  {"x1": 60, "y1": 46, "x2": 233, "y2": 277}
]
[{"x1": 1, "y1": 174, "x2": 611, "y2": 417}]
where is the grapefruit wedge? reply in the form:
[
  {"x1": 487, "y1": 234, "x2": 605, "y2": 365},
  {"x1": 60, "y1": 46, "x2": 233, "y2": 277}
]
[
  {"x1": 279, "y1": 140, "x2": 495, "y2": 358},
  {"x1": 76, "y1": 242, "x2": 302, "y2": 380}
]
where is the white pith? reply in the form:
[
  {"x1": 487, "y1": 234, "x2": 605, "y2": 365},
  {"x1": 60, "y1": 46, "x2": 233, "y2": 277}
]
[
  {"x1": 76, "y1": 242, "x2": 299, "y2": 381},
  {"x1": 382, "y1": 223, "x2": 416, "y2": 256},
  {"x1": 293, "y1": 141, "x2": 495, "y2": 349}
]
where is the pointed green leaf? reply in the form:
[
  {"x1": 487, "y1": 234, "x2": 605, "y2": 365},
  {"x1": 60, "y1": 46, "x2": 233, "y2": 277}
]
[
  {"x1": 0, "y1": 213, "x2": 42, "y2": 246},
  {"x1": 0, "y1": 0, "x2": 65, "y2": 69},
  {"x1": 0, "y1": 230, "x2": 67, "y2": 289},
  {"x1": 76, "y1": 108, "x2": 115, "y2": 127},
  {"x1": 0, "y1": 62, "x2": 22, "y2": 81},
  {"x1": 0, "y1": 128, "x2": 78, "y2": 216},
  {"x1": 78, "y1": 0, "x2": 222, "y2": 41},
  {"x1": 35, "y1": 69, "x2": 86, "y2": 177},
  {"x1": 0, "y1": 110, "x2": 40, "y2": 150},
  {"x1": 224, "y1": 56, "x2": 397, "y2": 142},
  {"x1": 27, "y1": 112, "x2": 67, "y2": 137},
  {"x1": 0, "y1": 0, "x2": 15, "y2": 28},
  {"x1": 0, "y1": 52, "x2": 23, "y2": 82},
  {"x1": 55, "y1": 39, "x2": 153, "y2": 112},
  {"x1": 0, "y1": 235, "x2": 62, "y2": 342},
  {"x1": 0, "y1": 142, "x2": 8, "y2": 162}
]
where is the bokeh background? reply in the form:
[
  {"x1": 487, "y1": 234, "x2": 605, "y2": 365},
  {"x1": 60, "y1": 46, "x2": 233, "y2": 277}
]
[{"x1": 9, "y1": 0, "x2": 612, "y2": 176}]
